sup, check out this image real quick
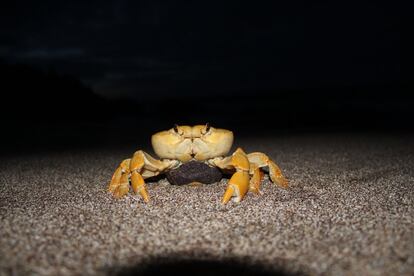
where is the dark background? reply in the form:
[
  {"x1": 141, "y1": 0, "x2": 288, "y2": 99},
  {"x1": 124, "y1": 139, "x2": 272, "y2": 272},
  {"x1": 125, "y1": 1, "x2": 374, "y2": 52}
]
[
  {"x1": 0, "y1": 0, "x2": 406, "y2": 152},
  {"x1": 0, "y1": 2, "x2": 411, "y2": 276}
]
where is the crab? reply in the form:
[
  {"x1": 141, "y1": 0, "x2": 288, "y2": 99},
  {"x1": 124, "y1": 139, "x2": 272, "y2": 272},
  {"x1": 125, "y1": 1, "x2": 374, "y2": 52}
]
[{"x1": 108, "y1": 124, "x2": 288, "y2": 204}]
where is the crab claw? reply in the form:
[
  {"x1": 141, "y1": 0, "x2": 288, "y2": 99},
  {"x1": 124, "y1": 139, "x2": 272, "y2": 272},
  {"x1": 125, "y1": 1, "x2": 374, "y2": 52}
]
[
  {"x1": 222, "y1": 185, "x2": 235, "y2": 204},
  {"x1": 222, "y1": 171, "x2": 250, "y2": 204}
]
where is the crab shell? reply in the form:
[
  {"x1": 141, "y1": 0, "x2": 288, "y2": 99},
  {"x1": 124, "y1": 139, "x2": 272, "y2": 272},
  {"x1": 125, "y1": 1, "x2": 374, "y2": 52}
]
[{"x1": 151, "y1": 125, "x2": 234, "y2": 162}]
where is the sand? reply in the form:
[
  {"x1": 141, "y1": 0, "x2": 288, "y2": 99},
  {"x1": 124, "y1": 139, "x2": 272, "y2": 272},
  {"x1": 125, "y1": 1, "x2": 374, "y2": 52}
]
[{"x1": 1, "y1": 133, "x2": 413, "y2": 275}]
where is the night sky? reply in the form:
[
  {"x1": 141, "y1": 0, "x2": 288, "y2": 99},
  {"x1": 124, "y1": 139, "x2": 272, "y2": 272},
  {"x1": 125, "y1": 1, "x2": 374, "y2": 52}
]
[{"x1": 1, "y1": 1, "x2": 401, "y2": 100}]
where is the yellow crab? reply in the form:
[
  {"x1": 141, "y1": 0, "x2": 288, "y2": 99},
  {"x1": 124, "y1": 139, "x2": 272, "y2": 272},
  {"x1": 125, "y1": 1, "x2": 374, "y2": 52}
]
[{"x1": 108, "y1": 124, "x2": 288, "y2": 204}]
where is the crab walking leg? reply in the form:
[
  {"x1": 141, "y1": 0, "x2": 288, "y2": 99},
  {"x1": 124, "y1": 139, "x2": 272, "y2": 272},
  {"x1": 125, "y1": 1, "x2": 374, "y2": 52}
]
[
  {"x1": 108, "y1": 159, "x2": 131, "y2": 198},
  {"x1": 249, "y1": 167, "x2": 264, "y2": 194},
  {"x1": 213, "y1": 148, "x2": 251, "y2": 204},
  {"x1": 130, "y1": 171, "x2": 148, "y2": 202},
  {"x1": 247, "y1": 152, "x2": 288, "y2": 188},
  {"x1": 129, "y1": 150, "x2": 155, "y2": 202}
]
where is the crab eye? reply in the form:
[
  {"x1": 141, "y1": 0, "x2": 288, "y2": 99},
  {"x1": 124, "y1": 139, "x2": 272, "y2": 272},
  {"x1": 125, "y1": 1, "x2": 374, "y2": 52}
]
[
  {"x1": 173, "y1": 124, "x2": 179, "y2": 133},
  {"x1": 201, "y1": 123, "x2": 211, "y2": 135}
]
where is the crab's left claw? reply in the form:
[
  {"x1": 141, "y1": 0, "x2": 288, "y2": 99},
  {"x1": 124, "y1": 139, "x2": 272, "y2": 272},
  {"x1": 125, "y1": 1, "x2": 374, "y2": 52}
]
[
  {"x1": 217, "y1": 148, "x2": 251, "y2": 204},
  {"x1": 222, "y1": 171, "x2": 250, "y2": 204}
]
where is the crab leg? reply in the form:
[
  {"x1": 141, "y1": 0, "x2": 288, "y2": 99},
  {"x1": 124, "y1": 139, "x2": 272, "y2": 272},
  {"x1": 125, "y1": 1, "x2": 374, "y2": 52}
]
[
  {"x1": 129, "y1": 151, "x2": 150, "y2": 202},
  {"x1": 247, "y1": 152, "x2": 288, "y2": 189},
  {"x1": 213, "y1": 148, "x2": 251, "y2": 204},
  {"x1": 249, "y1": 167, "x2": 264, "y2": 194},
  {"x1": 108, "y1": 150, "x2": 178, "y2": 202}
]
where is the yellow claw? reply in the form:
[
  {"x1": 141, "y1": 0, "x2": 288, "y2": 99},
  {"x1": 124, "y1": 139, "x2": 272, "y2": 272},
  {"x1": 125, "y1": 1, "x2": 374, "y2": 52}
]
[
  {"x1": 231, "y1": 148, "x2": 250, "y2": 171},
  {"x1": 222, "y1": 185, "x2": 235, "y2": 204},
  {"x1": 222, "y1": 171, "x2": 250, "y2": 204},
  {"x1": 217, "y1": 147, "x2": 251, "y2": 204}
]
